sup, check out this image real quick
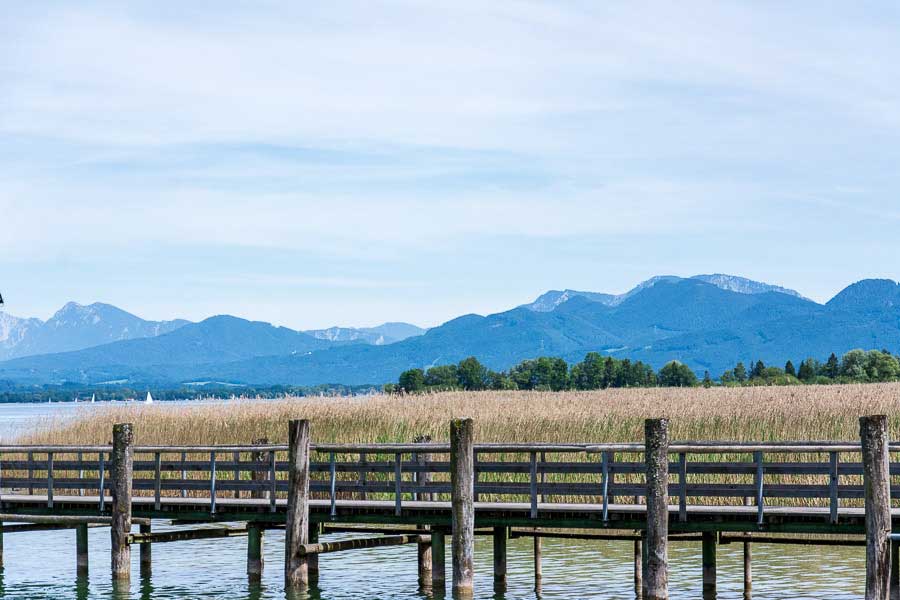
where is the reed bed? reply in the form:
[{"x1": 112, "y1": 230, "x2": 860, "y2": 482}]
[
  {"x1": 18, "y1": 383, "x2": 900, "y2": 446},
  {"x1": 11, "y1": 384, "x2": 900, "y2": 510}
]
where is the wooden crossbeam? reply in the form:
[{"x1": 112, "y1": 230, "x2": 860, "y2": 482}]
[
  {"x1": 297, "y1": 534, "x2": 430, "y2": 556},
  {"x1": 129, "y1": 526, "x2": 248, "y2": 544}
]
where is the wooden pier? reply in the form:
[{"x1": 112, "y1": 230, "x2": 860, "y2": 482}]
[{"x1": 0, "y1": 415, "x2": 898, "y2": 598}]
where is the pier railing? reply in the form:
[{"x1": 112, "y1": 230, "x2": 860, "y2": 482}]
[{"x1": 0, "y1": 441, "x2": 895, "y2": 522}]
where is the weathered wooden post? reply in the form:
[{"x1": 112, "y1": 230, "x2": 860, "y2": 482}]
[
  {"x1": 285, "y1": 419, "x2": 311, "y2": 589},
  {"x1": 308, "y1": 523, "x2": 319, "y2": 580},
  {"x1": 702, "y1": 531, "x2": 716, "y2": 597},
  {"x1": 140, "y1": 523, "x2": 152, "y2": 576},
  {"x1": 247, "y1": 523, "x2": 264, "y2": 581},
  {"x1": 744, "y1": 497, "x2": 753, "y2": 595},
  {"x1": 645, "y1": 418, "x2": 669, "y2": 600},
  {"x1": 450, "y1": 418, "x2": 475, "y2": 598},
  {"x1": 415, "y1": 436, "x2": 433, "y2": 586},
  {"x1": 111, "y1": 423, "x2": 133, "y2": 581},
  {"x1": 892, "y1": 542, "x2": 900, "y2": 600},
  {"x1": 76, "y1": 523, "x2": 89, "y2": 576},
  {"x1": 432, "y1": 528, "x2": 447, "y2": 589},
  {"x1": 533, "y1": 534, "x2": 542, "y2": 592},
  {"x1": 634, "y1": 495, "x2": 643, "y2": 596},
  {"x1": 493, "y1": 526, "x2": 507, "y2": 590},
  {"x1": 247, "y1": 438, "x2": 268, "y2": 582},
  {"x1": 861, "y1": 414, "x2": 891, "y2": 600}
]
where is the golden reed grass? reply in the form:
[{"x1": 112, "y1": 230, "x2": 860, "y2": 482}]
[{"x1": 19, "y1": 382, "x2": 900, "y2": 445}]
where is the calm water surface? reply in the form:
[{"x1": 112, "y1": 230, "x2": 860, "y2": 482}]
[{"x1": 0, "y1": 401, "x2": 867, "y2": 599}]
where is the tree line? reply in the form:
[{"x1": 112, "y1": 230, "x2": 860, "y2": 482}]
[{"x1": 386, "y1": 348, "x2": 900, "y2": 393}]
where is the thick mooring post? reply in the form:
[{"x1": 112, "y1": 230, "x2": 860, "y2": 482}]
[
  {"x1": 645, "y1": 418, "x2": 669, "y2": 600},
  {"x1": 415, "y1": 436, "x2": 433, "y2": 586},
  {"x1": 76, "y1": 523, "x2": 89, "y2": 576},
  {"x1": 140, "y1": 523, "x2": 152, "y2": 576},
  {"x1": 111, "y1": 422, "x2": 134, "y2": 581},
  {"x1": 493, "y1": 526, "x2": 507, "y2": 590},
  {"x1": 861, "y1": 415, "x2": 891, "y2": 600},
  {"x1": 285, "y1": 419, "x2": 311, "y2": 589},
  {"x1": 247, "y1": 523, "x2": 264, "y2": 581},
  {"x1": 450, "y1": 418, "x2": 475, "y2": 598},
  {"x1": 702, "y1": 531, "x2": 717, "y2": 597}
]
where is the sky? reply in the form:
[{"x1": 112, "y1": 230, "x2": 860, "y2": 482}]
[{"x1": 2, "y1": 1, "x2": 900, "y2": 330}]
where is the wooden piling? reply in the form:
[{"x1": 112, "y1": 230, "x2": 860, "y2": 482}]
[
  {"x1": 702, "y1": 531, "x2": 716, "y2": 597},
  {"x1": 533, "y1": 534, "x2": 542, "y2": 592},
  {"x1": 450, "y1": 418, "x2": 475, "y2": 598},
  {"x1": 634, "y1": 537, "x2": 642, "y2": 596},
  {"x1": 247, "y1": 522, "x2": 264, "y2": 581},
  {"x1": 861, "y1": 415, "x2": 891, "y2": 600},
  {"x1": 644, "y1": 418, "x2": 669, "y2": 600},
  {"x1": 744, "y1": 497, "x2": 752, "y2": 596},
  {"x1": 432, "y1": 528, "x2": 446, "y2": 589},
  {"x1": 140, "y1": 523, "x2": 152, "y2": 577},
  {"x1": 76, "y1": 523, "x2": 89, "y2": 576},
  {"x1": 285, "y1": 419, "x2": 311, "y2": 589},
  {"x1": 111, "y1": 422, "x2": 133, "y2": 581},
  {"x1": 493, "y1": 526, "x2": 507, "y2": 590},
  {"x1": 308, "y1": 524, "x2": 319, "y2": 580},
  {"x1": 891, "y1": 541, "x2": 900, "y2": 600},
  {"x1": 415, "y1": 436, "x2": 432, "y2": 586}
]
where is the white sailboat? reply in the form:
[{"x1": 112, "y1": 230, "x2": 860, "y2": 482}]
[
  {"x1": 145, "y1": 391, "x2": 154, "y2": 404},
  {"x1": 91, "y1": 393, "x2": 96, "y2": 404}
]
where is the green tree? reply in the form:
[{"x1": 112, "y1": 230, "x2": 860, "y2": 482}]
[
  {"x1": 751, "y1": 360, "x2": 766, "y2": 379},
  {"x1": 424, "y1": 364, "x2": 458, "y2": 389},
  {"x1": 840, "y1": 349, "x2": 868, "y2": 380},
  {"x1": 733, "y1": 362, "x2": 747, "y2": 383},
  {"x1": 864, "y1": 350, "x2": 900, "y2": 382},
  {"x1": 510, "y1": 357, "x2": 569, "y2": 391},
  {"x1": 702, "y1": 371, "x2": 713, "y2": 388},
  {"x1": 824, "y1": 353, "x2": 840, "y2": 379},
  {"x1": 487, "y1": 371, "x2": 517, "y2": 390},
  {"x1": 398, "y1": 368, "x2": 425, "y2": 393},
  {"x1": 571, "y1": 352, "x2": 605, "y2": 390},
  {"x1": 797, "y1": 358, "x2": 816, "y2": 382},
  {"x1": 784, "y1": 360, "x2": 796, "y2": 377},
  {"x1": 657, "y1": 361, "x2": 698, "y2": 387},
  {"x1": 456, "y1": 356, "x2": 489, "y2": 390}
]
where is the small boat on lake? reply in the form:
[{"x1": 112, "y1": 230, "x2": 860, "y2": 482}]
[{"x1": 146, "y1": 391, "x2": 153, "y2": 404}]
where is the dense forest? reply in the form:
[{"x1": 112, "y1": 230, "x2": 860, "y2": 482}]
[{"x1": 386, "y1": 349, "x2": 900, "y2": 393}]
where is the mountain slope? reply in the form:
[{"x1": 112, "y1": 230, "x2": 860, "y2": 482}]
[
  {"x1": 0, "y1": 302, "x2": 189, "y2": 361},
  {"x1": 304, "y1": 322, "x2": 425, "y2": 345},
  {"x1": 0, "y1": 315, "x2": 331, "y2": 384},
  {"x1": 524, "y1": 274, "x2": 804, "y2": 311}
]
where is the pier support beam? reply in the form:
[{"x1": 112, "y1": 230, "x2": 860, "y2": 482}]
[
  {"x1": 418, "y1": 537, "x2": 432, "y2": 587},
  {"x1": 140, "y1": 523, "x2": 152, "y2": 577},
  {"x1": 493, "y1": 527, "x2": 507, "y2": 590},
  {"x1": 247, "y1": 523, "x2": 264, "y2": 581},
  {"x1": 645, "y1": 418, "x2": 669, "y2": 600},
  {"x1": 285, "y1": 419, "x2": 311, "y2": 590},
  {"x1": 450, "y1": 418, "x2": 475, "y2": 598},
  {"x1": 308, "y1": 524, "x2": 319, "y2": 580},
  {"x1": 432, "y1": 528, "x2": 446, "y2": 589},
  {"x1": 76, "y1": 523, "x2": 88, "y2": 576},
  {"x1": 702, "y1": 531, "x2": 716, "y2": 597},
  {"x1": 415, "y1": 436, "x2": 433, "y2": 588},
  {"x1": 861, "y1": 415, "x2": 891, "y2": 600},
  {"x1": 634, "y1": 536, "x2": 642, "y2": 597},
  {"x1": 533, "y1": 534, "x2": 542, "y2": 592},
  {"x1": 892, "y1": 541, "x2": 900, "y2": 600},
  {"x1": 111, "y1": 422, "x2": 133, "y2": 582}
]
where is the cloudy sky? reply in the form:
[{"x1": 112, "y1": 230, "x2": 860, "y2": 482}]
[{"x1": 2, "y1": 1, "x2": 900, "y2": 329}]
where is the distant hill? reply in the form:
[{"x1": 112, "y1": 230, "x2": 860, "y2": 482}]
[
  {"x1": 0, "y1": 302, "x2": 188, "y2": 361},
  {"x1": 304, "y1": 322, "x2": 425, "y2": 345},
  {"x1": 0, "y1": 276, "x2": 896, "y2": 387}
]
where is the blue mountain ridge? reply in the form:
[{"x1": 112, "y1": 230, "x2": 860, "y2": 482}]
[{"x1": 0, "y1": 276, "x2": 896, "y2": 386}]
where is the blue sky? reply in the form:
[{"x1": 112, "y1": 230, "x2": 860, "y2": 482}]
[{"x1": 2, "y1": 2, "x2": 900, "y2": 329}]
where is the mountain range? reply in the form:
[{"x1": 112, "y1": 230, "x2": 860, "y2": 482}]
[{"x1": 0, "y1": 275, "x2": 897, "y2": 387}]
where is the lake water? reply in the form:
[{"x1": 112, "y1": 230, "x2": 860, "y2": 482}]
[{"x1": 0, "y1": 402, "x2": 868, "y2": 599}]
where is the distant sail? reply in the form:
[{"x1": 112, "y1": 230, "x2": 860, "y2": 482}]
[
  {"x1": 146, "y1": 391, "x2": 153, "y2": 404},
  {"x1": 91, "y1": 394, "x2": 96, "y2": 403}
]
